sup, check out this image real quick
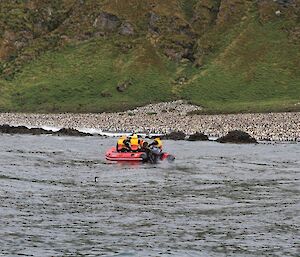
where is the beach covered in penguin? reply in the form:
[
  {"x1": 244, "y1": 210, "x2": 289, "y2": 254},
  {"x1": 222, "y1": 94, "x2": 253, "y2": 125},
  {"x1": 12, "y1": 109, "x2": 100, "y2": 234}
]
[{"x1": 0, "y1": 101, "x2": 299, "y2": 141}]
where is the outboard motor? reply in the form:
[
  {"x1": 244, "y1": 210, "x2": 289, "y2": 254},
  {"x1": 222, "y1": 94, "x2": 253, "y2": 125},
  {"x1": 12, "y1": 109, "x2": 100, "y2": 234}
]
[
  {"x1": 140, "y1": 152, "x2": 148, "y2": 162},
  {"x1": 148, "y1": 146, "x2": 161, "y2": 164}
]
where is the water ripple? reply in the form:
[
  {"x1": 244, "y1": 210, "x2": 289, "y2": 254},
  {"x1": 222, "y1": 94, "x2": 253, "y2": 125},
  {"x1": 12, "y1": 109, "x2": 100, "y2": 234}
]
[{"x1": 0, "y1": 135, "x2": 299, "y2": 256}]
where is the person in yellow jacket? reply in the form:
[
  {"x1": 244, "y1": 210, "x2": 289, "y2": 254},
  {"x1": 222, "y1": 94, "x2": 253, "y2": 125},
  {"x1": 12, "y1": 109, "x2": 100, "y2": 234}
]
[
  {"x1": 116, "y1": 135, "x2": 129, "y2": 152},
  {"x1": 149, "y1": 137, "x2": 163, "y2": 150},
  {"x1": 129, "y1": 134, "x2": 140, "y2": 152}
]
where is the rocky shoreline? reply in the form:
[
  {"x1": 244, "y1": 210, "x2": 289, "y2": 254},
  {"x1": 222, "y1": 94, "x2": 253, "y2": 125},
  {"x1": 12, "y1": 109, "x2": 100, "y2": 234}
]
[{"x1": 0, "y1": 101, "x2": 299, "y2": 141}]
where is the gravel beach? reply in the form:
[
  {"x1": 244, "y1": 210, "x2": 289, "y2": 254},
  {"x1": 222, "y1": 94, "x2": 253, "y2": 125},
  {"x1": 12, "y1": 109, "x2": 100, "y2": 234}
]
[{"x1": 0, "y1": 101, "x2": 299, "y2": 141}]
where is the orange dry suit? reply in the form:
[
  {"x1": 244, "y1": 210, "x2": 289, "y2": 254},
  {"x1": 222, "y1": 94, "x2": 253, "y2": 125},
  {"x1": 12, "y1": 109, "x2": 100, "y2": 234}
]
[{"x1": 139, "y1": 139, "x2": 144, "y2": 149}]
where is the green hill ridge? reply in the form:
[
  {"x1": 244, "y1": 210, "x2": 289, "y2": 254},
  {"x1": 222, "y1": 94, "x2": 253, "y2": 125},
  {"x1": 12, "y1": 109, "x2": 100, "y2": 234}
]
[{"x1": 0, "y1": 0, "x2": 299, "y2": 113}]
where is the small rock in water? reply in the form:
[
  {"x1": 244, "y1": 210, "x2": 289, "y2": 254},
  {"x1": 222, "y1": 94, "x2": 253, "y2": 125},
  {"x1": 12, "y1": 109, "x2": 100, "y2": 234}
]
[
  {"x1": 53, "y1": 128, "x2": 93, "y2": 137},
  {"x1": 164, "y1": 131, "x2": 186, "y2": 140},
  {"x1": 0, "y1": 124, "x2": 51, "y2": 135},
  {"x1": 216, "y1": 130, "x2": 257, "y2": 144},
  {"x1": 187, "y1": 132, "x2": 209, "y2": 141}
]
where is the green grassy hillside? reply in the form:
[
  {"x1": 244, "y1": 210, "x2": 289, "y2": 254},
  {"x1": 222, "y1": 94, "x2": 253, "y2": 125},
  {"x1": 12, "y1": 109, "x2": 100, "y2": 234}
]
[
  {"x1": 0, "y1": 0, "x2": 299, "y2": 113},
  {"x1": 183, "y1": 20, "x2": 300, "y2": 113},
  {"x1": 8, "y1": 39, "x2": 177, "y2": 112}
]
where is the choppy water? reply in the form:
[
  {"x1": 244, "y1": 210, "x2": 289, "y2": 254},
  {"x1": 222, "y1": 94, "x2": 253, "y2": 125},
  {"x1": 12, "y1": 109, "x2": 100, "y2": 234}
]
[{"x1": 0, "y1": 134, "x2": 299, "y2": 257}]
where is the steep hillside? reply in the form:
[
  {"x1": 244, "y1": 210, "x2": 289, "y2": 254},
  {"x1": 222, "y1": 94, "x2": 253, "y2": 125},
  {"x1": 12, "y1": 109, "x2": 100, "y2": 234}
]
[{"x1": 0, "y1": 0, "x2": 299, "y2": 113}]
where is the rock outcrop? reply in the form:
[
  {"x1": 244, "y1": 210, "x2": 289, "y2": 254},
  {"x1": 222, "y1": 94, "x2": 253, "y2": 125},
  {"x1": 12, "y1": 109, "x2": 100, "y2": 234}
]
[
  {"x1": 0, "y1": 125, "x2": 92, "y2": 136},
  {"x1": 188, "y1": 132, "x2": 209, "y2": 141},
  {"x1": 53, "y1": 128, "x2": 92, "y2": 137},
  {"x1": 0, "y1": 124, "x2": 50, "y2": 135},
  {"x1": 216, "y1": 130, "x2": 257, "y2": 144},
  {"x1": 1, "y1": 0, "x2": 298, "y2": 70},
  {"x1": 116, "y1": 80, "x2": 132, "y2": 92},
  {"x1": 93, "y1": 12, "x2": 121, "y2": 32},
  {"x1": 163, "y1": 131, "x2": 186, "y2": 140}
]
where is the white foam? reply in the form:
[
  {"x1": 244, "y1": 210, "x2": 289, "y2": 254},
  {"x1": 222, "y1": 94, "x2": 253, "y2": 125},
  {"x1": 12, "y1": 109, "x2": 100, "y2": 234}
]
[
  {"x1": 24, "y1": 125, "x2": 62, "y2": 132},
  {"x1": 79, "y1": 129, "x2": 164, "y2": 138},
  {"x1": 40, "y1": 126, "x2": 62, "y2": 132},
  {"x1": 10, "y1": 124, "x2": 165, "y2": 137},
  {"x1": 77, "y1": 127, "x2": 103, "y2": 135}
]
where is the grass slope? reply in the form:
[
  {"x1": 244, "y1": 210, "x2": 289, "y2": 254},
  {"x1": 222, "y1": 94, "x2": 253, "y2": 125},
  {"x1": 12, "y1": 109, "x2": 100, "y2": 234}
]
[
  {"x1": 0, "y1": 1, "x2": 299, "y2": 114},
  {"x1": 1, "y1": 38, "x2": 176, "y2": 113},
  {"x1": 181, "y1": 20, "x2": 300, "y2": 113}
]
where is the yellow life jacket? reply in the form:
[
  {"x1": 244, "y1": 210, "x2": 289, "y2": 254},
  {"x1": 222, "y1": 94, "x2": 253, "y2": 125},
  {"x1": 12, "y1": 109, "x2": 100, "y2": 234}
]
[
  {"x1": 130, "y1": 137, "x2": 139, "y2": 151},
  {"x1": 117, "y1": 136, "x2": 127, "y2": 151},
  {"x1": 117, "y1": 138, "x2": 125, "y2": 147},
  {"x1": 154, "y1": 138, "x2": 162, "y2": 149}
]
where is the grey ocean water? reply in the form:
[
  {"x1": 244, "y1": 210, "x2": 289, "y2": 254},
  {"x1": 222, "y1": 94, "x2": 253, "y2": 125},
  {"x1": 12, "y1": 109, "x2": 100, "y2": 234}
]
[{"x1": 0, "y1": 135, "x2": 299, "y2": 257}]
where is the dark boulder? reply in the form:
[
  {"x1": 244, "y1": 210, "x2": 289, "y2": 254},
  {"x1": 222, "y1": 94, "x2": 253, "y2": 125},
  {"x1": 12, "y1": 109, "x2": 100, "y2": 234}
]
[
  {"x1": 53, "y1": 128, "x2": 92, "y2": 137},
  {"x1": 275, "y1": 0, "x2": 295, "y2": 7},
  {"x1": 116, "y1": 83, "x2": 127, "y2": 92},
  {"x1": 100, "y1": 90, "x2": 112, "y2": 97},
  {"x1": 28, "y1": 127, "x2": 52, "y2": 135},
  {"x1": 175, "y1": 76, "x2": 188, "y2": 85},
  {"x1": 0, "y1": 124, "x2": 93, "y2": 137},
  {"x1": 164, "y1": 131, "x2": 186, "y2": 140},
  {"x1": 0, "y1": 124, "x2": 28, "y2": 134},
  {"x1": 147, "y1": 12, "x2": 160, "y2": 34},
  {"x1": 0, "y1": 124, "x2": 51, "y2": 135},
  {"x1": 216, "y1": 130, "x2": 257, "y2": 144},
  {"x1": 188, "y1": 132, "x2": 209, "y2": 141},
  {"x1": 93, "y1": 12, "x2": 121, "y2": 32},
  {"x1": 116, "y1": 80, "x2": 132, "y2": 92},
  {"x1": 119, "y1": 22, "x2": 135, "y2": 36}
]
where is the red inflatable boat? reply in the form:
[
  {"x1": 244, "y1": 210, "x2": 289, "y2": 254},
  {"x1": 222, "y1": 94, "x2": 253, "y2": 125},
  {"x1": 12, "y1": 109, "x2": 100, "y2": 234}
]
[{"x1": 105, "y1": 147, "x2": 175, "y2": 162}]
